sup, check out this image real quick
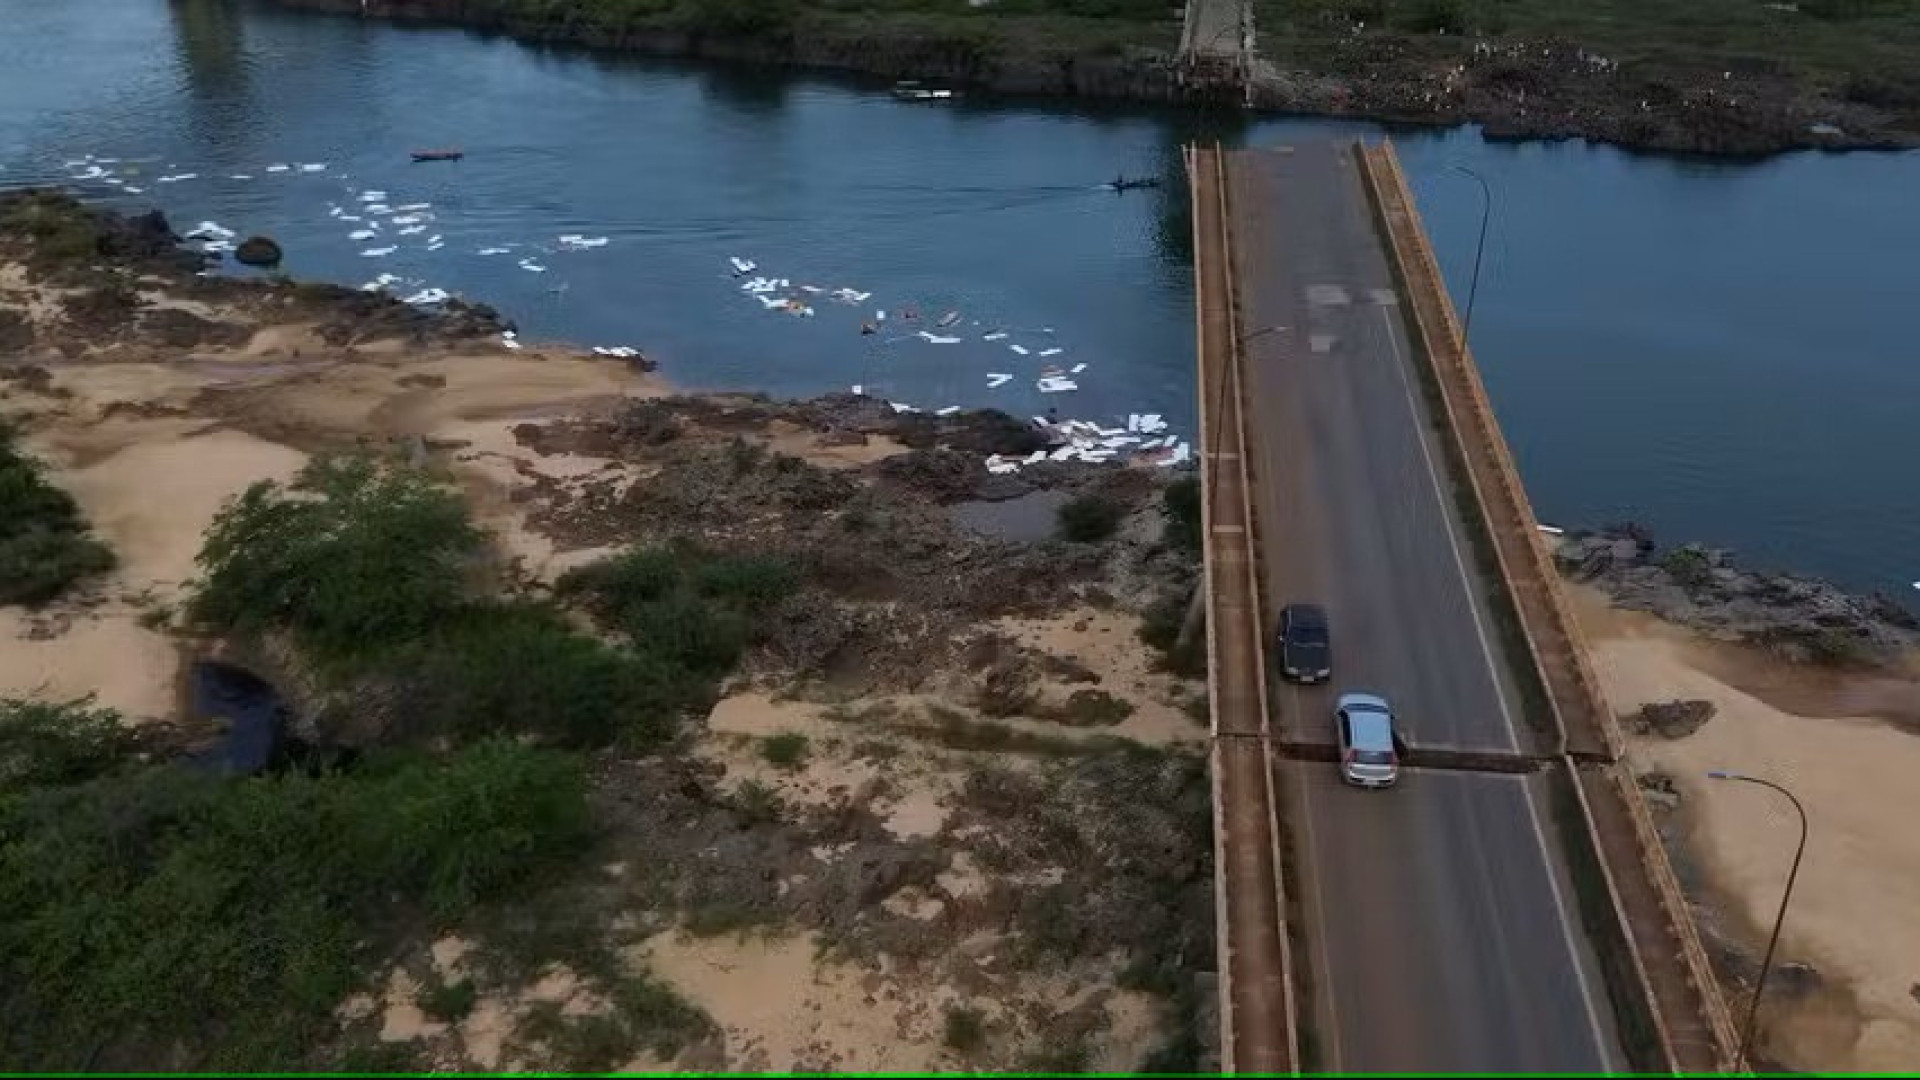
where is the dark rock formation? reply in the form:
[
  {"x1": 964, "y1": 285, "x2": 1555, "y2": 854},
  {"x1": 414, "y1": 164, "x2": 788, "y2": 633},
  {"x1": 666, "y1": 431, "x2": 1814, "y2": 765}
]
[
  {"x1": 233, "y1": 236, "x2": 283, "y2": 267},
  {"x1": 1632, "y1": 700, "x2": 1716, "y2": 740}
]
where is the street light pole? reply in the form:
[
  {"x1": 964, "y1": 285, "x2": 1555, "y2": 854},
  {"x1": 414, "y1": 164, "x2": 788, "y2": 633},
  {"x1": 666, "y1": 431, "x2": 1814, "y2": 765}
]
[
  {"x1": 1449, "y1": 164, "x2": 1491, "y2": 340},
  {"x1": 1706, "y1": 770, "x2": 1811, "y2": 1074}
]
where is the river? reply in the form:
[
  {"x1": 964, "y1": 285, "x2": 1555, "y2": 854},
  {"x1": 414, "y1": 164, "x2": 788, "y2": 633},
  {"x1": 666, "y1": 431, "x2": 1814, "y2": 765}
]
[{"x1": 3, "y1": 0, "x2": 1915, "y2": 602}]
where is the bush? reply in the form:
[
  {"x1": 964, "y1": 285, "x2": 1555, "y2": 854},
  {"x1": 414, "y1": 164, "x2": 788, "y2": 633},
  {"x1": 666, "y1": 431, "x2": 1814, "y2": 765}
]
[
  {"x1": 1161, "y1": 475, "x2": 1201, "y2": 556},
  {"x1": 758, "y1": 731, "x2": 809, "y2": 770},
  {"x1": 0, "y1": 739, "x2": 590, "y2": 1070},
  {"x1": 417, "y1": 977, "x2": 478, "y2": 1022},
  {"x1": 0, "y1": 697, "x2": 132, "y2": 789},
  {"x1": 943, "y1": 1004, "x2": 987, "y2": 1053},
  {"x1": 1057, "y1": 491, "x2": 1127, "y2": 543},
  {"x1": 0, "y1": 426, "x2": 115, "y2": 606},
  {"x1": 191, "y1": 456, "x2": 481, "y2": 664}
]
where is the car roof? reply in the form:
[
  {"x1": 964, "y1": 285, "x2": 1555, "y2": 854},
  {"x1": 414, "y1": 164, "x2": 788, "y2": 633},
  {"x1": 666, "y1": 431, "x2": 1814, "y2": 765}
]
[
  {"x1": 1347, "y1": 708, "x2": 1395, "y2": 750},
  {"x1": 1284, "y1": 603, "x2": 1328, "y2": 626}
]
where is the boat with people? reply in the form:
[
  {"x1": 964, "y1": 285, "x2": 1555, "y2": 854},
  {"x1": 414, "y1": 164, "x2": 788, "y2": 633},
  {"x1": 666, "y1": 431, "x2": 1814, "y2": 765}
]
[
  {"x1": 411, "y1": 149, "x2": 464, "y2": 162},
  {"x1": 891, "y1": 80, "x2": 956, "y2": 103}
]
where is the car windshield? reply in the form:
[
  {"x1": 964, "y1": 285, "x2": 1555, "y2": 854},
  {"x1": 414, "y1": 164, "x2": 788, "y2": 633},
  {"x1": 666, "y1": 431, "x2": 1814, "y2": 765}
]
[{"x1": 1353, "y1": 749, "x2": 1395, "y2": 766}]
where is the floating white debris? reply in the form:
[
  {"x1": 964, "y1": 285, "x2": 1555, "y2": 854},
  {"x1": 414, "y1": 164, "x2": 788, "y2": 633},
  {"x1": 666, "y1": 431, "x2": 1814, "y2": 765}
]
[
  {"x1": 518, "y1": 260, "x2": 547, "y2": 273},
  {"x1": 348, "y1": 229, "x2": 378, "y2": 241},
  {"x1": 266, "y1": 164, "x2": 290, "y2": 173},
  {"x1": 425, "y1": 241, "x2": 444, "y2": 252},
  {"x1": 338, "y1": 213, "x2": 363, "y2": 223},
  {"x1": 359, "y1": 190, "x2": 388, "y2": 201},
  {"x1": 589, "y1": 346, "x2": 641, "y2": 358},
  {"x1": 502, "y1": 330, "x2": 517, "y2": 340},
  {"x1": 1009, "y1": 344, "x2": 1030, "y2": 355},
  {"x1": 359, "y1": 272, "x2": 403, "y2": 292},
  {"x1": 831, "y1": 288, "x2": 871, "y2": 304},
  {"x1": 402, "y1": 287, "x2": 451, "y2": 306},
  {"x1": 937, "y1": 405, "x2": 962, "y2": 417},
  {"x1": 426, "y1": 234, "x2": 442, "y2": 245},
  {"x1": 986, "y1": 373, "x2": 1014, "y2": 389},
  {"x1": 298, "y1": 163, "x2": 326, "y2": 172},
  {"x1": 559, "y1": 235, "x2": 609, "y2": 250},
  {"x1": 1536, "y1": 524, "x2": 1565, "y2": 536},
  {"x1": 502, "y1": 337, "x2": 523, "y2": 350},
  {"x1": 391, "y1": 213, "x2": 427, "y2": 226},
  {"x1": 890, "y1": 402, "x2": 919, "y2": 413},
  {"x1": 393, "y1": 202, "x2": 431, "y2": 212},
  {"x1": 730, "y1": 256, "x2": 757, "y2": 275},
  {"x1": 917, "y1": 332, "x2": 962, "y2": 344},
  {"x1": 1070, "y1": 362, "x2": 1088, "y2": 374},
  {"x1": 1036, "y1": 377, "x2": 1078, "y2": 394},
  {"x1": 184, "y1": 221, "x2": 236, "y2": 241},
  {"x1": 230, "y1": 173, "x2": 254, "y2": 180},
  {"x1": 756, "y1": 295, "x2": 787, "y2": 310},
  {"x1": 200, "y1": 240, "x2": 235, "y2": 254},
  {"x1": 1039, "y1": 347, "x2": 1064, "y2": 357},
  {"x1": 983, "y1": 331, "x2": 1008, "y2": 341},
  {"x1": 365, "y1": 203, "x2": 392, "y2": 214},
  {"x1": 851, "y1": 384, "x2": 864, "y2": 395},
  {"x1": 875, "y1": 310, "x2": 886, "y2": 322},
  {"x1": 155, "y1": 172, "x2": 198, "y2": 183},
  {"x1": 361, "y1": 245, "x2": 397, "y2": 257},
  {"x1": 397, "y1": 225, "x2": 426, "y2": 236},
  {"x1": 123, "y1": 185, "x2": 143, "y2": 194},
  {"x1": 477, "y1": 247, "x2": 512, "y2": 256}
]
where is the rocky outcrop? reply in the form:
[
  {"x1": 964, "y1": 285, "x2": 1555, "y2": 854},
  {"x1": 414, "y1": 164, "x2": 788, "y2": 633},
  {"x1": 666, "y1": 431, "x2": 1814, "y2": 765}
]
[
  {"x1": 1555, "y1": 525, "x2": 1920, "y2": 668},
  {"x1": 1632, "y1": 699, "x2": 1716, "y2": 740},
  {"x1": 233, "y1": 236, "x2": 283, "y2": 267}
]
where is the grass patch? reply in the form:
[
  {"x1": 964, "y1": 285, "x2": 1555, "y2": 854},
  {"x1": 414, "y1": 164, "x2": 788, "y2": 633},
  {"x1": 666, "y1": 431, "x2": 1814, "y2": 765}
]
[
  {"x1": 0, "y1": 423, "x2": 115, "y2": 607},
  {"x1": 942, "y1": 1003, "x2": 987, "y2": 1054},
  {"x1": 758, "y1": 731, "x2": 810, "y2": 770},
  {"x1": 415, "y1": 976, "x2": 479, "y2": 1023},
  {"x1": 1056, "y1": 491, "x2": 1127, "y2": 543}
]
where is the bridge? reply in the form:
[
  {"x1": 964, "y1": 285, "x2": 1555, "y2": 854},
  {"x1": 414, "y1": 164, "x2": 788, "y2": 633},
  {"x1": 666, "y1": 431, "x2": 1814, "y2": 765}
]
[
  {"x1": 1186, "y1": 140, "x2": 1742, "y2": 1073},
  {"x1": 1178, "y1": 0, "x2": 1252, "y2": 102}
]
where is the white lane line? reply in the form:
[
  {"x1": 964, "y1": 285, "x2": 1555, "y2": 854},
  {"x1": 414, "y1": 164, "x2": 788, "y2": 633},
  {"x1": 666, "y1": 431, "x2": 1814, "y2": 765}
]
[
  {"x1": 1376, "y1": 304, "x2": 1613, "y2": 1063},
  {"x1": 1373, "y1": 305, "x2": 1518, "y2": 743}
]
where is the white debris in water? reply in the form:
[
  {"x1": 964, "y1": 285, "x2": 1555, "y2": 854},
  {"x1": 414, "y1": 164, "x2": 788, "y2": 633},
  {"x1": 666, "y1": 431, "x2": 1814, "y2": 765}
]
[
  {"x1": 396, "y1": 225, "x2": 426, "y2": 236},
  {"x1": 518, "y1": 259, "x2": 547, "y2": 273},
  {"x1": 200, "y1": 240, "x2": 235, "y2": 254},
  {"x1": 558, "y1": 234, "x2": 608, "y2": 250},
  {"x1": 184, "y1": 221, "x2": 236, "y2": 241},
  {"x1": 1009, "y1": 344, "x2": 1030, "y2": 355},
  {"x1": 361, "y1": 245, "x2": 397, "y2": 257},
  {"x1": 359, "y1": 190, "x2": 388, "y2": 202},
  {"x1": 851, "y1": 384, "x2": 864, "y2": 395},
  {"x1": 394, "y1": 202, "x2": 431, "y2": 212},
  {"x1": 917, "y1": 331, "x2": 961, "y2": 344},
  {"x1": 348, "y1": 229, "x2": 378, "y2": 241},
  {"x1": 477, "y1": 247, "x2": 512, "y2": 256},
  {"x1": 1036, "y1": 377, "x2": 1078, "y2": 394},
  {"x1": 1070, "y1": 362, "x2": 1088, "y2": 374},
  {"x1": 590, "y1": 346, "x2": 641, "y2": 358},
  {"x1": 890, "y1": 402, "x2": 919, "y2": 413},
  {"x1": 338, "y1": 213, "x2": 363, "y2": 223},
  {"x1": 266, "y1": 164, "x2": 291, "y2": 173},
  {"x1": 401, "y1": 287, "x2": 450, "y2": 306},
  {"x1": 730, "y1": 256, "x2": 757, "y2": 275},
  {"x1": 298, "y1": 163, "x2": 326, "y2": 172},
  {"x1": 123, "y1": 185, "x2": 143, "y2": 194},
  {"x1": 364, "y1": 203, "x2": 392, "y2": 214},
  {"x1": 983, "y1": 331, "x2": 1008, "y2": 341},
  {"x1": 937, "y1": 406, "x2": 962, "y2": 417},
  {"x1": 831, "y1": 287, "x2": 871, "y2": 304},
  {"x1": 986, "y1": 373, "x2": 1013, "y2": 388},
  {"x1": 155, "y1": 173, "x2": 198, "y2": 183},
  {"x1": 360, "y1": 272, "x2": 403, "y2": 292},
  {"x1": 390, "y1": 213, "x2": 427, "y2": 226},
  {"x1": 425, "y1": 241, "x2": 444, "y2": 252},
  {"x1": 1039, "y1": 347, "x2": 1064, "y2": 357}
]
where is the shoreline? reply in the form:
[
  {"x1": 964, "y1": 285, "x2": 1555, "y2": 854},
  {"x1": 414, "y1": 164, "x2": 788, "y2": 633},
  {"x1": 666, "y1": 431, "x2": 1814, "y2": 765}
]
[{"x1": 260, "y1": 0, "x2": 1920, "y2": 158}]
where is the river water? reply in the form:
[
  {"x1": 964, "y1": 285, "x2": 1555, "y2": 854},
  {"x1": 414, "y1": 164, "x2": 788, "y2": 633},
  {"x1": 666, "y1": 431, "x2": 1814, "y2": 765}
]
[{"x1": 3, "y1": 0, "x2": 1916, "y2": 601}]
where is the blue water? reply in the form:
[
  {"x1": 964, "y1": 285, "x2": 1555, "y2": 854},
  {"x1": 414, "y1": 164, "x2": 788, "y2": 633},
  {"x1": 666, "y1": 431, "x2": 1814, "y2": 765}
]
[{"x1": 3, "y1": 0, "x2": 1916, "y2": 602}]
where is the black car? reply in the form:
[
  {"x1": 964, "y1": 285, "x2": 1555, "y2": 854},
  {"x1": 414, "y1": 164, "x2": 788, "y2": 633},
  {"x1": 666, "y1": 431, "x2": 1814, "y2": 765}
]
[{"x1": 1277, "y1": 603, "x2": 1331, "y2": 683}]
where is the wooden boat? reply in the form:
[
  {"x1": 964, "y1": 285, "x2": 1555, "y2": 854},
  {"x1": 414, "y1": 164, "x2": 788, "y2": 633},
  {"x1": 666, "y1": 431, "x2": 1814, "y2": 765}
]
[
  {"x1": 891, "y1": 80, "x2": 955, "y2": 103},
  {"x1": 411, "y1": 149, "x2": 464, "y2": 162}
]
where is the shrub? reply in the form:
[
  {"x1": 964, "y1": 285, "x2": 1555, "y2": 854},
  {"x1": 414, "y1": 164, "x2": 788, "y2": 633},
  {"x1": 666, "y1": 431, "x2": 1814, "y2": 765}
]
[
  {"x1": 0, "y1": 697, "x2": 132, "y2": 789},
  {"x1": 1057, "y1": 491, "x2": 1127, "y2": 543},
  {"x1": 417, "y1": 977, "x2": 478, "y2": 1022},
  {"x1": 1161, "y1": 475, "x2": 1201, "y2": 556},
  {"x1": 758, "y1": 731, "x2": 809, "y2": 770},
  {"x1": 0, "y1": 426, "x2": 115, "y2": 606},
  {"x1": 191, "y1": 456, "x2": 481, "y2": 664},
  {"x1": 943, "y1": 1004, "x2": 987, "y2": 1053}
]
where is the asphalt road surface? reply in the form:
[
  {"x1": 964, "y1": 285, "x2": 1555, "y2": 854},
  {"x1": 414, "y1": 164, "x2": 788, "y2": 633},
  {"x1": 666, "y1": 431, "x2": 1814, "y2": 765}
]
[{"x1": 1224, "y1": 141, "x2": 1626, "y2": 1072}]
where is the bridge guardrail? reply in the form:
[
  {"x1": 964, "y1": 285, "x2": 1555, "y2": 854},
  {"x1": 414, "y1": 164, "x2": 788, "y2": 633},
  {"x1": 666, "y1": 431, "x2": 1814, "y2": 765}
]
[{"x1": 1354, "y1": 139, "x2": 1738, "y2": 1075}]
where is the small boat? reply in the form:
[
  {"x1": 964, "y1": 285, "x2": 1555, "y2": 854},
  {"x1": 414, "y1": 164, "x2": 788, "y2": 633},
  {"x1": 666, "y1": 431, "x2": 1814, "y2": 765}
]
[
  {"x1": 411, "y1": 149, "x2": 464, "y2": 162},
  {"x1": 1105, "y1": 177, "x2": 1162, "y2": 192},
  {"x1": 936, "y1": 310, "x2": 961, "y2": 328},
  {"x1": 891, "y1": 80, "x2": 956, "y2": 103}
]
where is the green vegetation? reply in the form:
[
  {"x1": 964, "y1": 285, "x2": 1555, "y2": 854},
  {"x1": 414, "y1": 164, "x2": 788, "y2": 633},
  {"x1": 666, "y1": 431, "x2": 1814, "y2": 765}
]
[
  {"x1": 416, "y1": 976, "x2": 479, "y2": 1023},
  {"x1": 758, "y1": 731, "x2": 810, "y2": 770},
  {"x1": 0, "y1": 192, "x2": 103, "y2": 266},
  {"x1": 1161, "y1": 474, "x2": 1201, "y2": 557},
  {"x1": 0, "y1": 697, "x2": 132, "y2": 790},
  {"x1": 0, "y1": 424, "x2": 115, "y2": 607},
  {"x1": 942, "y1": 1003, "x2": 987, "y2": 1054},
  {"x1": 1056, "y1": 491, "x2": 1127, "y2": 543},
  {"x1": 512, "y1": 972, "x2": 710, "y2": 1071},
  {"x1": 1255, "y1": 0, "x2": 1920, "y2": 113},
  {"x1": 0, "y1": 728, "x2": 590, "y2": 1069},
  {"x1": 1052, "y1": 688, "x2": 1136, "y2": 727}
]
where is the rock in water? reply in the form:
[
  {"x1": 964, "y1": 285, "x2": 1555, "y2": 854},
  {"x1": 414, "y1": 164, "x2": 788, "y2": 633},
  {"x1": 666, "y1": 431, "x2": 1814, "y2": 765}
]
[{"x1": 234, "y1": 235, "x2": 283, "y2": 267}]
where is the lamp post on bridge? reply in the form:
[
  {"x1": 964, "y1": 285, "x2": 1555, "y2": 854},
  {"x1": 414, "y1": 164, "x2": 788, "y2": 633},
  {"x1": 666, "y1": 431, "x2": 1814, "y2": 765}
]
[
  {"x1": 1705, "y1": 770, "x2": 1810, "y2": 1075},
  {"x1": 1448, "y1": 164, "x2": 1491, "y2": 340}
]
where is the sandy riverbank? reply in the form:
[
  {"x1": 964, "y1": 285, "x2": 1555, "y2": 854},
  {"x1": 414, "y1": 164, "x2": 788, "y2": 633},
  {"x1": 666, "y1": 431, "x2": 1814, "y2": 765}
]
[{"x1": 1571, "y1": 585, "x2": 1920, "y2": 1071}]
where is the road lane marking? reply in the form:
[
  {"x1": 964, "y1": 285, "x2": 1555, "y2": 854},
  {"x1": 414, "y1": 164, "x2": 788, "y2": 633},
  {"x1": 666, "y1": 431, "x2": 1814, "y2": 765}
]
[
  {"x1": 1373, "y1": 304, "x2": 1518, "y2": 743},
  {"x1": 1375, "y1": 304, "x2": 1614, "y2": 1064}
]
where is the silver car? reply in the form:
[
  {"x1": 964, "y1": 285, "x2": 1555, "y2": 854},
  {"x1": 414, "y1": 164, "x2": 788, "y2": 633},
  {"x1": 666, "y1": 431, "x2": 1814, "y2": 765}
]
[{"x1": 1335, "y1": 692, "x2": 1401, "y2": 789}]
